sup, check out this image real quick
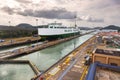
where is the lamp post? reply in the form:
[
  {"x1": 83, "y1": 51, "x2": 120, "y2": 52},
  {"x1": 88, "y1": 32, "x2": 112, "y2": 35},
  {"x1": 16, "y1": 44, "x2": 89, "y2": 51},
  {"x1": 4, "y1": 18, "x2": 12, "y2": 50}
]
[
  {"x1": 36, "y1": 18, "x2": 39, "y2": 44},
  {"x1": 36, "y1": 19, "x2": 38, "y2": 27},
  {"x1": 74, "y1": 12, "x2": 77, "y2": 49},
  {"x1": 8, "y1": 21, "x2": 11, "y2": 27},
  {"x1": 74, "y1": 12, "x2": 77, "y2": 28}
]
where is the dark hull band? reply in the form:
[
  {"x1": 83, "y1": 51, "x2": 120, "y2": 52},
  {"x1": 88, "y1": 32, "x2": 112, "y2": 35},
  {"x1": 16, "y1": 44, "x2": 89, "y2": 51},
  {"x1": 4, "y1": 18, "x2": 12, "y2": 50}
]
[{"x1": 40, "y1": 32, "x2": 80, "y2": 40}]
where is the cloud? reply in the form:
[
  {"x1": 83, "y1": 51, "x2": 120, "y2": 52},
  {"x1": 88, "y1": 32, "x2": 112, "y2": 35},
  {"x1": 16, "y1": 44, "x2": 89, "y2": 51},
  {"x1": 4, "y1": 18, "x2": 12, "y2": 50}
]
[
  {"x1": 111, "y1": 0, "x2": 120, "y2": 5},
  {"x1": 1, "y1": 6, "x2": 14, "y2": 15},
  {"x1": 81, "y1": 15, "x2": 104, "y2": 22},
  {"x1": 1, "y1": 6, "x2": 104, "y2": 23},
  {"x1": 0, "y1": 0, "x2": 119, "y2": 26},
  {"x1": 18, "y1": 8, "x2": 76, "y2": 19},
  {"x1": 87, "y1": 18, "x2": 104, "y2": 22},
  {"x1": 15, "y1": 0, "x2": 32, "y2": 4},
  {"x1": 56, "y1": 0, "x2": 74, "y2": 4},
  {"x1": 1, "y1": 6, "x2": 76, "y2": 19},
  {"x1": 85, "y1": 0, "x2": 120, "y2": 10},
  {"x1": 1, "y1": 6, "x2": 21, "y2": 15}
]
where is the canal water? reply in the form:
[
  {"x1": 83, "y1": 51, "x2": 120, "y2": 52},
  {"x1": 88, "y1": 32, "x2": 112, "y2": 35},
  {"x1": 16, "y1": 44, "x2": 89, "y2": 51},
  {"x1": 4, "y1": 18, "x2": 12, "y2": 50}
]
[
  {"x1": 0, "y1": 64, "x2": 35, "y2": 80},
  {"x1": 16, "y1": 32, "x2": 96, "y2": 71},
  {"x1": 0, "y1": 31, "x2": 97, "y2": 80}
]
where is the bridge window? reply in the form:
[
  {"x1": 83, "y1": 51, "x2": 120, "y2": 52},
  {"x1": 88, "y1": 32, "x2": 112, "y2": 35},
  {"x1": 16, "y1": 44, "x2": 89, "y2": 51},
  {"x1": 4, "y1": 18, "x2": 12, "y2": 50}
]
[{"x1": 50, "y1": 26, "x2": 53, "y2": 28}]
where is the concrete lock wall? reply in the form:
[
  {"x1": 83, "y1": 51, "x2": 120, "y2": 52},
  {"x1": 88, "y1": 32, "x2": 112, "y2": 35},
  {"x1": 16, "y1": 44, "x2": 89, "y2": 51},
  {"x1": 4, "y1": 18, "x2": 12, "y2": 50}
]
[
  {"x1": 93, "y1": 53, "x2": 120, "y2": 66},
  {"x1": 109, "y1": 58, "x2": 120, "y2": 66}
]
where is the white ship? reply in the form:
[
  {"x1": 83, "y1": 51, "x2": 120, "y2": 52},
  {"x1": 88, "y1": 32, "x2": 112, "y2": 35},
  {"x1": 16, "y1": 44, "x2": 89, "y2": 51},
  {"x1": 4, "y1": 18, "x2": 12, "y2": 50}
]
[{"x1": 38, "y1": 23, "x2": 80, "y2": 40}]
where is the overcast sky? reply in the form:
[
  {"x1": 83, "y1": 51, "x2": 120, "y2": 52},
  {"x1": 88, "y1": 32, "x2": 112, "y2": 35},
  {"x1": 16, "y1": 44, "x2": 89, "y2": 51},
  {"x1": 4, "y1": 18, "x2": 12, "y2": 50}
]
[{"x1": 0, "y1": 0, "x2": 120, "y2": 27}]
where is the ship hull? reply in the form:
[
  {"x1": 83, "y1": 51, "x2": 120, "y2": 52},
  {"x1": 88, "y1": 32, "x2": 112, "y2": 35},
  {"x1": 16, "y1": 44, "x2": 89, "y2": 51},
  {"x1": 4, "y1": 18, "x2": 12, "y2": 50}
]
[
  {"x1": 40, "y1": 32, "x2": 80, "y2": 40},
  {"x1": 38, "y1": 25, "x2": 80, "y2": 40}
]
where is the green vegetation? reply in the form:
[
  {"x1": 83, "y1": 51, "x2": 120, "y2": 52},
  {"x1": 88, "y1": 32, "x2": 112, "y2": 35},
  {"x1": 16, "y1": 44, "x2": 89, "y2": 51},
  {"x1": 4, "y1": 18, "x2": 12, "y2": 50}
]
[
  {"x1": 0, "y1": 23, "x2": 38, "y2": 39},
  {"x1": 0, "y1": 30, "x2": 37, "y2": 38}
]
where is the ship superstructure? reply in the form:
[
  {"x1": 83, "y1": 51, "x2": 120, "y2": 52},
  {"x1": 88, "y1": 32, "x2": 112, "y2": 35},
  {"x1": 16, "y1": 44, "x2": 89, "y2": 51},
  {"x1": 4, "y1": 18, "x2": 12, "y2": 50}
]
[{"x1": 38, "y1": 23, "x2": 80, "y2": 40}]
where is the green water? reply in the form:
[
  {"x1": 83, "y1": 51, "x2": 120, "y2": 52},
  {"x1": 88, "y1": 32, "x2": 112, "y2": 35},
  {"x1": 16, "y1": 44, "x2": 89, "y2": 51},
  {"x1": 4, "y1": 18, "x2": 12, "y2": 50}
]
[
  {"x1": 16, "y1": 33, "x2": 95, "y2": 71},
  {"x1": 0, "y1": 64, "x2": 35, "y2": 80}
]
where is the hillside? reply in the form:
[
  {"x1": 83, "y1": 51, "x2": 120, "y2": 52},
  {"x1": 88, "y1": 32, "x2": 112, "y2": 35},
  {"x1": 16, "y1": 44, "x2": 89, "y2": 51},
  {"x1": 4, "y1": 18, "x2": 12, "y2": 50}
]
[
  {"x1": 17, "y1": 23, "x2": 33, "y2": 28},
  {"x1": 16, "y1": 23, "x2": 37, "y2": 30},
  {"x1": 102, "y1": 25, "x2": 120, "y2": 30}
]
